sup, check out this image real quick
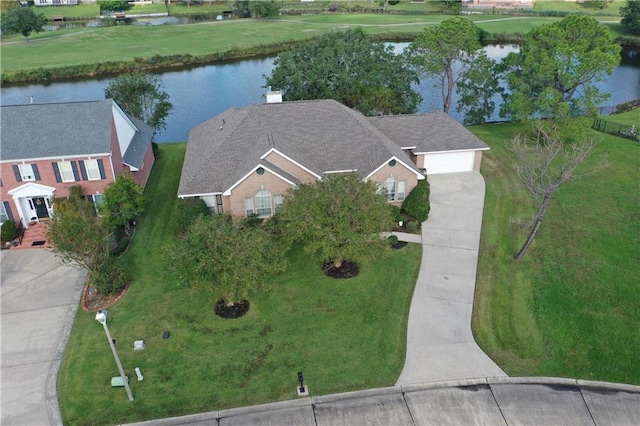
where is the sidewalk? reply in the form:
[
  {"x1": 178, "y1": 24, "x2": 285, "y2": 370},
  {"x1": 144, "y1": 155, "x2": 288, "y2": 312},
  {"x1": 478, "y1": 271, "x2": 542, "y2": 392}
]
[{"x1": 396, "y1": 172, "x2": 506, "y2": 384}]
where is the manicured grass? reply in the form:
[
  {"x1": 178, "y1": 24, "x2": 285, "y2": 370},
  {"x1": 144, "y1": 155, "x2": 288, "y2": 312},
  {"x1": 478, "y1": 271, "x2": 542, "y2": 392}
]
[
  {"x1": 607, "y1": 107, "x2": 640, "y2": 126},
  {"x1": 57, "y1": 143, "x2": 422, "y2": 425},
  {"x1": 533, "y1": 0, "x2": 625, "y2": 15},
  {"x1": 471, "y1": 122, "x2": 640, "y2": 384},
  {"x1": 0, "y1": 14, "x2": 603, "y2": 73}
]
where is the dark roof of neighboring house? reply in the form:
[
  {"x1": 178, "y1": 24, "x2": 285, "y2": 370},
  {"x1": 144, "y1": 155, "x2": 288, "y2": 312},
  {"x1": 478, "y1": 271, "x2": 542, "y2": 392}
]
[
  {"x1": 367, "y1": 111, "x2": 489, "y2": 153},
  {"x1": 124, "y1": 116, "x2": 154, "y2": 169},
  {"x1": 179, "y1": 99, "x2": 422, "y2": 196},
  {"x1": 0, "y1": 100, "x2": 153, "y2": 168},
  {"x1": 1, "y1": 100, "x2": 114, "y2": 161}
]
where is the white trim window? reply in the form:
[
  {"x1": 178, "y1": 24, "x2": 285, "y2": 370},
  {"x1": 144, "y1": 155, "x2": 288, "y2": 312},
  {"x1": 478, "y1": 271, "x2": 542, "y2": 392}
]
[
  {"x1": 0, "y1": 203, "x2": 8, "y2": 223},
  {"x1": 19, "y1": 164, "x2": 36, "y2": 181},
  {"x1": 85, "y1": 159, "x2": 101, "y2": 180},
  {"x1": 384, "y1": 177, "x2": 406, "y2": 202},
  {"x1": 58, "y1": 161, "x2": 75, "y2": 182},
  {"x1": 244, "y1": 197, "x2": 254, "y2": 216},
  {"x1": 255, "y1": 189, "x2": 272, "y2": 217}
]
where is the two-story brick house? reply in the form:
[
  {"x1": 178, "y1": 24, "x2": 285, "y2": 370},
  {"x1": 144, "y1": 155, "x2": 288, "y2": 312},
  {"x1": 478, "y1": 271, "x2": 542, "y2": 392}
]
[{"x1": 1, "y1": 99, "x2": 155, "y2": 229}]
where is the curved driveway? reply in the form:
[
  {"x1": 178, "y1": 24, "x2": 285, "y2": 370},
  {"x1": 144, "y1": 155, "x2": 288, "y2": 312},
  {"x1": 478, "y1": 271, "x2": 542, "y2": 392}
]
[{"x1": 397, "y1": 172, "x2": 506, "y2": 384}]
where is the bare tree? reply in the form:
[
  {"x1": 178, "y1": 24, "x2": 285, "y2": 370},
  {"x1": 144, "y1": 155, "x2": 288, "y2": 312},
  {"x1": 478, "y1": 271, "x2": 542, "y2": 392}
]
[{"x1": 509, "y1": 124, "x2": 606, "y2": 261}]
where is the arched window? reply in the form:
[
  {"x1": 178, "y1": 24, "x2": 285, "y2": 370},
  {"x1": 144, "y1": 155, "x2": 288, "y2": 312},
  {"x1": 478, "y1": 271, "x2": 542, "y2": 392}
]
[{"x1": 254, "y1": 189, "x2": 272, "y2": 217}]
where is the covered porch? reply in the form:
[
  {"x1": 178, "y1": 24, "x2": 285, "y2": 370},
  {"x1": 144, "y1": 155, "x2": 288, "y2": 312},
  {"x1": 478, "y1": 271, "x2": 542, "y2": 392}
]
[{"x1": 7, "y1": 183, "x2": 56, "y2": 229}]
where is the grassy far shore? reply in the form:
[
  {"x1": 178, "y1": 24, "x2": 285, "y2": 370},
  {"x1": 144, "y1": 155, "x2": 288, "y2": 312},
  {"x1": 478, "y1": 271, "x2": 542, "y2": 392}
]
[
  {"x1": 471, "y1": 122, "x2": 640, "y2": 384},
  {"x1": 2, "y1": 13, "x2": 638, "y2": 83},
  {"x1": 57, "y1": 143, "x2": 422, "y2": 425}
]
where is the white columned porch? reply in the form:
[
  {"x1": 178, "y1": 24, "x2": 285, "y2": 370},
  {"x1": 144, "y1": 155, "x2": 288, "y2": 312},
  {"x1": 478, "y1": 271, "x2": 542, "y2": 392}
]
[{"x1": 7, "y1": 183, "x2": 56, "y2": 228}]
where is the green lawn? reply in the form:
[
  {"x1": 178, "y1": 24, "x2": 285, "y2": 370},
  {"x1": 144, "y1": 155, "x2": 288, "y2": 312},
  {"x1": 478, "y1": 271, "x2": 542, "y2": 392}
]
[
  {"x1": 471, "y1": 123, "x2": 640, "y2": 384},
  {"x1": 57, "y1": 143, "x2": 422, "y2": 425},
  {"x1": 2, "y1": 14, "x2": 616, "y2": 74},
  {"x1": 533, "y1": 0, "x2": 625, "y2": 15},
  {"x1": 607, "y1": 107, "x2": 640, "y2": 126}
]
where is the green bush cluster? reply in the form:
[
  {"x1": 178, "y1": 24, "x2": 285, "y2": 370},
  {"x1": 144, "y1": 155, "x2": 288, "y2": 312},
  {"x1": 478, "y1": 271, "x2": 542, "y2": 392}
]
[
  {"x1": 1, "y1": 220, "x2": 18, "y2": 242},
  {"x1": 389, "y1": 205, "x2": 407, "y2": 224},
  {"x1": 406, "y1": 220, "x2": 418, "y2": 233},
  {"x1": 176, "y1": 197, "x2": 210, "y2": 234},
  {"x1": 91, "y1": 255, "x2": 128, "y2": 295},
  {"x1": 402, "y1": 179, "x2": 431, "y2": 223}
]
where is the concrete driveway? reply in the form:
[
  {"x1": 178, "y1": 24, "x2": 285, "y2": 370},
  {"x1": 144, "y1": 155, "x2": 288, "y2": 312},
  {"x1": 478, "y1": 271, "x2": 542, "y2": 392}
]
[
  {"x1": 397, "y1": 172, "x2": 506, "y2": 385},
  {"x1": 1, "y1": 249, "x2": 85, "y2": 426}
]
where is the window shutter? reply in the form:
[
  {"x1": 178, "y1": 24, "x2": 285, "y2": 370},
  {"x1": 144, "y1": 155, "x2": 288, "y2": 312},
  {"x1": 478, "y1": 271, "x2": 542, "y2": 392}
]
[
  {"x1": 32, "y1": 164, "x2": 41, "y2": 181},
  {"x1": 97, "y1": 159, "x2": 106, "y2": 179},
  {"x1": 12, "y1": 165, "x2": 22, "y2": 182},
  {"x1": 71, "y1": 161, "x2": 80, "y2": 182},
  {"x1": 79, "y1": 161, "x2": 88, "y2": 181},
  {"x1": 52, "y1": 162, "x2": 62, "y2": 183},
  {"x1": 3, "y1": 202, "x2": 14, "y2": 222}
]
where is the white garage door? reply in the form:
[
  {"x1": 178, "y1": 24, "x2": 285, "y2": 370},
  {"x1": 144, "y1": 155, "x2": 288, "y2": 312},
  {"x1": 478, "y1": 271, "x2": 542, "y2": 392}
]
[{"x1": 423, "y1": 151, "x2": 475, "y2": 174}]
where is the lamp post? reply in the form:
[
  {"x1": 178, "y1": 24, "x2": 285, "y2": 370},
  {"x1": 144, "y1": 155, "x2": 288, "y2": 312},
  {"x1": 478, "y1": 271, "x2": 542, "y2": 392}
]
[{"x1": 95, "y1": 310, "x2": 134, "y2": 401}]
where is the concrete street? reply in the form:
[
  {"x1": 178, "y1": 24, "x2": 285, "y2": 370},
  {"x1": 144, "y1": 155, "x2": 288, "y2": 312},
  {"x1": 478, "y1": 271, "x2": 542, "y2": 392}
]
[
  {"x1": 1, "y1": 249, "x2": 85, "y2": 426},
  {"x1": 128, "y1": 378, "x2": 640, "y2": 426}
]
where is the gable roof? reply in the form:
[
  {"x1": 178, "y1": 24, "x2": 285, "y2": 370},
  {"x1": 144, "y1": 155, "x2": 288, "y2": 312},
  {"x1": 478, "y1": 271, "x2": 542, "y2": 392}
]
[
  {"x1": 367, "y1": 111, "x2": 489, "y2": 153},
  {"x1": 123, "y1": 115, "x2": 155, "y2": 169},
  {"x1": 0, "y1": 100, "x2": 153, "y2": 168},
  {"x1": 179, "y1": 99, "x2": 423, "y2": 196}
]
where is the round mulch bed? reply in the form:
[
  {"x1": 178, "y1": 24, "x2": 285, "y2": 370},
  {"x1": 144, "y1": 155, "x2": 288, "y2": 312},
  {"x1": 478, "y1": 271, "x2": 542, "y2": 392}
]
[
  {"x1": 322, "y1": 260, "x2": 360, "y2": 279},
  {"x1": 391, "y1": 241, "x2": 408, "y2": 250},
  {"x1": 81, "y1": 283, "x2": 129, "y2": 312},
  {"x1": 214, "y1": 299, "x2": 250, "y2": 319}
]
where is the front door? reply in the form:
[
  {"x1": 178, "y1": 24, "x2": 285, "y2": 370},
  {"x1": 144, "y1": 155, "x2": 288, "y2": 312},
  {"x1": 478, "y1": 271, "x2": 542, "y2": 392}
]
[{"x1": 33, "y1": 197, "x2": 49, "y2": 218}]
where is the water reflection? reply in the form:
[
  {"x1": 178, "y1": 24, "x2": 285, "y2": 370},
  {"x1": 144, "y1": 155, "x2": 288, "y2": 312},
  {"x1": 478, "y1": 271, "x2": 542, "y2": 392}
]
[{"x1": 1, "y1": 46, "x2": 638, "y2": 143}]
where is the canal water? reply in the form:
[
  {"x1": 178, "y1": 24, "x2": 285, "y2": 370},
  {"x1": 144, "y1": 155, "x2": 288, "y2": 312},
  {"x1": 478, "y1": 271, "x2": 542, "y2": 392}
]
[{"x1": 2, "y1": 45, "x2": 638, "y2": 143}]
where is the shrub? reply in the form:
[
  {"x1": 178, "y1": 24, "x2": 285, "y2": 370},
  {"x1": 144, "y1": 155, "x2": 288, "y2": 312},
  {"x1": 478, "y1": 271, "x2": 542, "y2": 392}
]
[
  {"x1": 388, "y1": 235, "x2": 399, "y2": 246},
  {"x1": 240, "y1": 213, "x2": 263, "y2": 228},
  {"x1": 1, "y1": 220, "x2": 18, "y2": 242},
  {"x1": 389, "y1": 205, "x2": 407, "y2": 224},
  {"x1": 406, "y1": 221, "x2": 418, "y2": 233},
  {"x1": 176, "y1": 197, "x2": 210, "y2": 234},
  {"x1": 402, "y1": 179, "x2": 431, "y2": 223},
  {"x1": 91, "y1": 255, "x2": 128, "y2": 295}
]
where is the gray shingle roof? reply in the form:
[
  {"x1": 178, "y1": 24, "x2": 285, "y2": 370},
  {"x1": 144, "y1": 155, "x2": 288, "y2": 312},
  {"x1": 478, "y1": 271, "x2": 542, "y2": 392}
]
[
  {"x1": 124, "y1": 116, "x2": 154, "y2": 169},
  {"x1": 1, "y1": 100, "x2": 153, "y2": 170},
  {"x1": 367, "y1": 111, "x2": 489, "y2": 153},
  {"x1": 179, "y1": 99, "x2": 422, "y2": 196},
  {"x1": 1, "y1": 100, "x2": 114, "y2": 161}
]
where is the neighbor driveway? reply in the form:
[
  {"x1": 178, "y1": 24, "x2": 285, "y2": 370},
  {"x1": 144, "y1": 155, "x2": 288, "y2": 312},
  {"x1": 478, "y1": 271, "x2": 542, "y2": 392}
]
[
  {"x1": 397, "y1": 172, "x2": 506, "y2": 385},
  {"x1": 1, "y1": 249, "x2": 85, "y2": 426}
]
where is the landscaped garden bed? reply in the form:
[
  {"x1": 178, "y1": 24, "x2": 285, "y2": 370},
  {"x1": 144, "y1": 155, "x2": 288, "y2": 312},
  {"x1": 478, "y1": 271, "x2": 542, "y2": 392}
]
[{"x1": 57, "y1": 143, "x2": 422, "y2": 425}]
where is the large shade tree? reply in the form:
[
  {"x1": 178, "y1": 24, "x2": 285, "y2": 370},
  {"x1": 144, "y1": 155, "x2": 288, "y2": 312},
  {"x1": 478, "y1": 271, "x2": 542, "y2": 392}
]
[
  {"x1": 170, "y1": 214, "x2": 286, "y2": 307},
  {"x1": 500, "y1": 15, "x2": 620, "y2": 121},
  {"x1": 264, "y1": 28, "x2": 421, "y2": 116},
  {"x1": 405, "y1": 17, "x2": 482, "y2": 115},
  {"x1": 105, "y1": 72, "x2": 173, "y2": 133},
  {"x1": 0, "y1": 6, "x2": 48, "y2": 39},
  {"x1": 277, "y1": 173, "x2": 396, "y2": 269},
  {"x1": 621, "y1": 0, "x2": 640, "y2": 34}
]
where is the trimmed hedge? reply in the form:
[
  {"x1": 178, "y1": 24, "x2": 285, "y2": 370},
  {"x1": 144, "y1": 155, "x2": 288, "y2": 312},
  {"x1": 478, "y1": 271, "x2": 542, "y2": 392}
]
[
  {"x1": 176, "y1": 198, "x2": 210, "y2": 234},
  {"x1": 1, "y1": 220, "x2": 18, "y2": 242},
  {"x1": 402, "y1": 179, "x2": 430, "y2": 223}
]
